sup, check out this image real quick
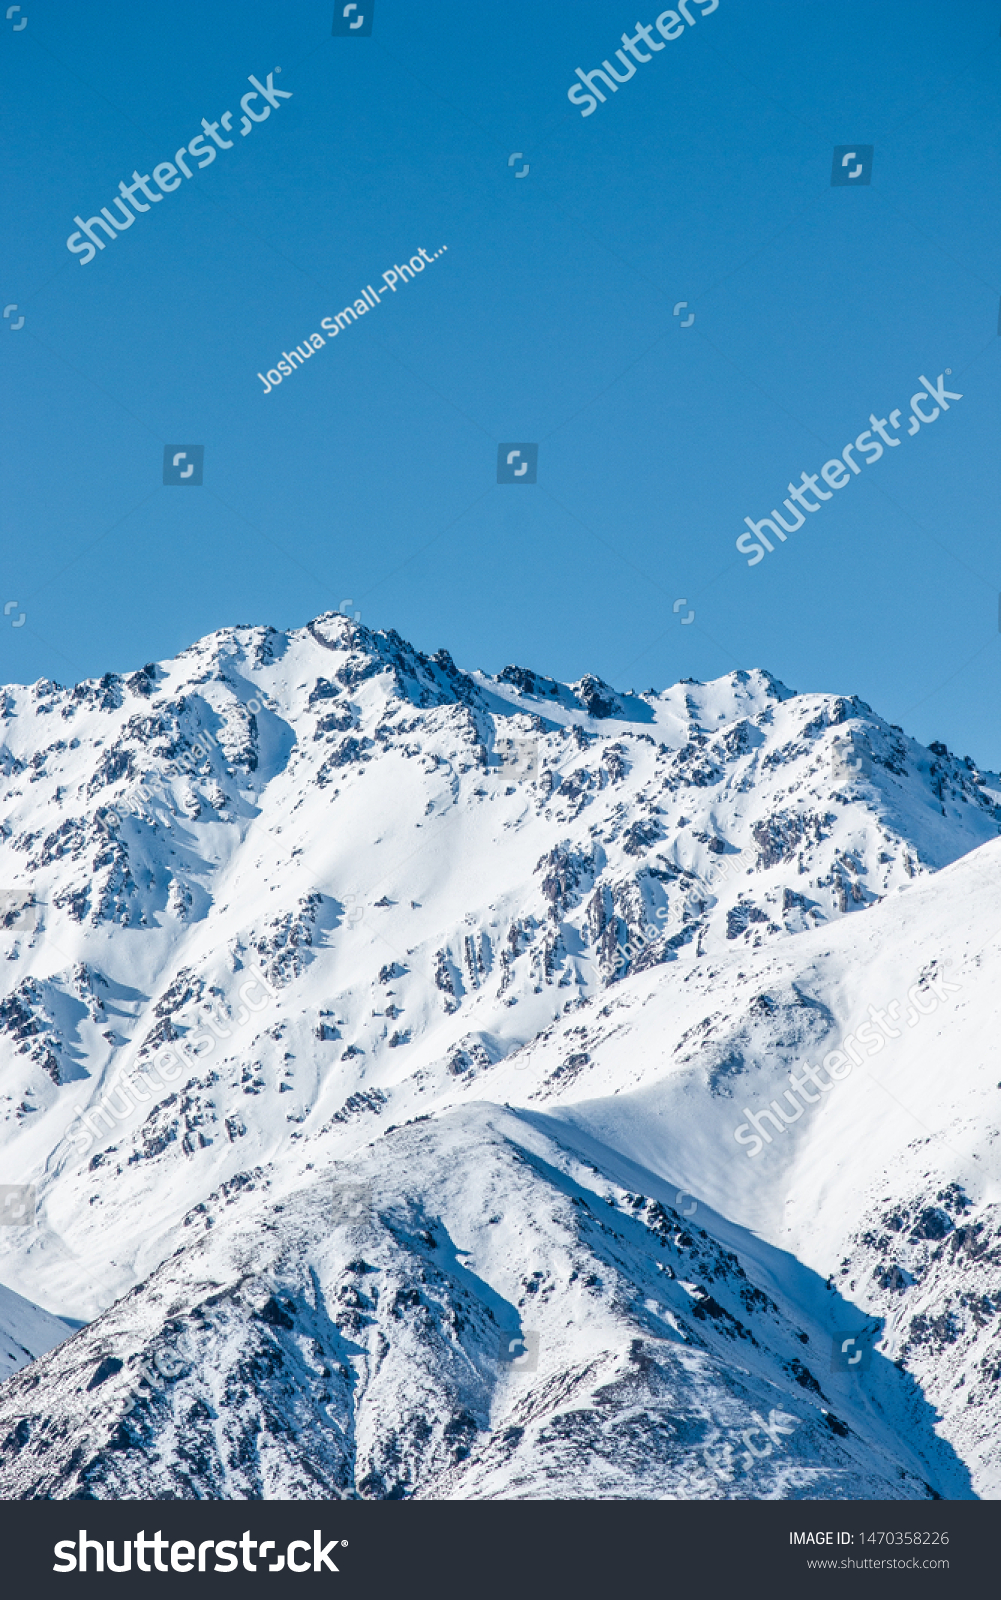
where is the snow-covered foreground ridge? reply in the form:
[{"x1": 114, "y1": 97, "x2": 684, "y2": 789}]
[{"x1": 0, "y1": 614, "x2": 999, "y2": 1499}]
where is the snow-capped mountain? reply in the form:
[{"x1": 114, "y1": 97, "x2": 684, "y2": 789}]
[
  {"x1": 0, "y1": 614, "x2": 998, "y2": 1499},
  {"x1": 0, "y1": 1281, "x2": 75, "y2": 1387}
]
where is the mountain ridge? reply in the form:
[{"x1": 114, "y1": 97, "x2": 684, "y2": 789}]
[{"x1": 0, "y1": 613, "x2": 998, "y2": 1498}]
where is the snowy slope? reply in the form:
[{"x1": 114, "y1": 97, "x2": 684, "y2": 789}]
[
  {"x1": 0, "y1": 1102, "x2": 971, "y2": 1501},
  {"x1": 488, "y1": 837, "x2": 1001, "y2": 1497},
  {"x1": 0, "y1": 614, "x2": 998, "y2": 1498},
  {"x1": 0, "y1": 1281, "x2": 75, "y2": 1386}
]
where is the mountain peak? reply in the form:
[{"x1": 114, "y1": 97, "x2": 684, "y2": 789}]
[{"x1": 1, "y1": 614, "x2": 999, "y2": 1499}]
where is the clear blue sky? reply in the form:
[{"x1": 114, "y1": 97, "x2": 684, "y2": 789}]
[{"x1": 2, "y1": 0, "x2": 999, "y2": 762}]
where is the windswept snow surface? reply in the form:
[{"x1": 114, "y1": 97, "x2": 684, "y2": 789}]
[
  {"x1": 0, "y1": 1282, "x2": 74, "y2": 1386},
  {"x1": 0, "y1": 614, "x2": 998, "y2": 1498}
]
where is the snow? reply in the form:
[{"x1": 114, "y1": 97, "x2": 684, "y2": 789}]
[
  {"x1": 0, "y1": 1281, "x2": 75, "y2": 1386},
  {"x1": 0, "y1": 614, "x2": 997, "y2": 1497}
]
